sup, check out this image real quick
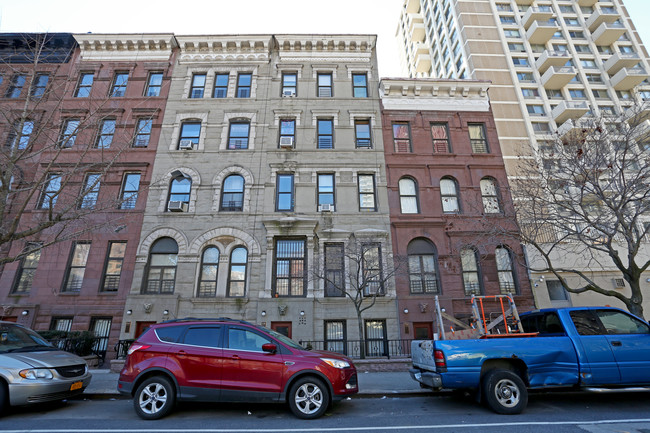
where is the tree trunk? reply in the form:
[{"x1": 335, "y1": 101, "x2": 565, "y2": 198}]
[{"x1": 356, "y1": 310, "x2": 365, "y2": 359}]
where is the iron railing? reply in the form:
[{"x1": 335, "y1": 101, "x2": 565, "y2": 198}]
[
  {"x1": 115, "y1": 339, "x2": 135, "y2": 359},
  {"x1": 48, "y1": 336, "x2": 106, "y2": 361},
  {"x1": 298, "y1": 339, "x2": 414, "y2": 359}
]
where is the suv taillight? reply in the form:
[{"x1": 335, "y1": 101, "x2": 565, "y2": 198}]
[
  {"x1": 434, "y1": 350, "x2": 446, "y2": 369},
  {"x1": 127, "y1": 343, "x2": 151, "y2": 356}
]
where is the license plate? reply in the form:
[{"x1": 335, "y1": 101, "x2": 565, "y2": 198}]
[{"x1": 70, "y1": 381, "x2": 82, "y2": 391}]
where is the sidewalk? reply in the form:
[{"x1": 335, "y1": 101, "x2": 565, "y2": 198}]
[{"x1": 84, "y1": 369, "x2": 429, "y2": 398}]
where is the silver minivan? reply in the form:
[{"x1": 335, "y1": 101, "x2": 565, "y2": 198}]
[{"x1": 0, "y1": 321, "x2": 92, "y2": 411}]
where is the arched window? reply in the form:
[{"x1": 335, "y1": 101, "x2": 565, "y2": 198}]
[
  {"x1": 399, "y1": 177, "x2": 419, "y2": 214},
  {"x1": 460, "y1": 247, "x2": 481, "y2": 296},
  {"x1": 227, "y1": 247, "x2": 248, "y2": 297},
  {"x1": 143, "y1": 237, "x2": 178, "y2": 294},
  {"x1": 197, "y1": 247, "x2": 220, "y2": 297},
  {"x1": 407, "y1": 239, "x2": 440, "y2": 294},
  {"x1": 495, "y1": 246, "x2": 518, "y2": 294},
  {"x1": 221, "y1": 174, "x2": 244, "y2": 211},
  {"x1": 440, "y1": 177, "x2": 460, "y2": 213},
  {"x1": 480, "y1": 177, "x2": 501, "y2": 214},
  {"x1": 168, "y1": 174, "x2": 191, "y2": 211}
]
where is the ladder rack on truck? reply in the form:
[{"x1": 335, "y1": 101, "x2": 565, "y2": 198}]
[{"x1": 435, "y1": 294, "x2": 537, "y2": 340}]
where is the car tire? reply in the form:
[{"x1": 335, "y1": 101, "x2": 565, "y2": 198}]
[
  {"x1": 0, "y1": 380, "x2": 7, "y2": 416},
  {"x1": 482, "y1": 369, "x2": 527, "y2": 415},
  {"x1": 288, "y1": 376, "x2": 330, "y2": 419},
  {"x1": 133, "y1": 376, "x2": 176, "y2": 420}
]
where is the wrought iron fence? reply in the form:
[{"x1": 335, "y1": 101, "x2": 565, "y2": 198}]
[
  {"x1": 48, "y1": 336, "x2": 105, "y2": 361},
  {"x1": 298, "y1": 339, "x2": 414, "y2": 359},
  {"x1": 115, "y1": 339, "x2": 135, "y2": 359}
]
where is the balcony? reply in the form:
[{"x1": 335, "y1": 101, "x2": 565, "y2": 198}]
[
  {"x1": 414, "y1": 42, "x2": 430, "y2": 56},
  {"x1": 577, "y1": 0, "x2": 598, "y2": 6},
  {"x1": 408, "y1": 13, "x2": 426, "y2": 43},
  {"x1": 535, "y1": 50, "x2": 571, "y2": 73},
  {"x1": 415, "y1": 53, "x2": 432, "y2": 73},
  {"x1": 586, "y1": 8, "x2": 620, "y2": 32},
  {"x1": 541, "y1": 66, "x2": 577, "y2": 89},
  {"x1": 557, "y1": 117, "x2": 595, "y2": 139},
  {"x1": 611, "y1": 68, "x2": 649, "y2": 90},
  {"x1": 592, "y1": 22, "x2": 626, "y2": 45},
  {"x1": 526, "y1": 20, "x2": 559, "y2": 44},
  {"x1": 624, "y1": 106, "x2": 650, "y2": 124},
  {"x1": 604, "y1": 52, "x2": 641, "y2": 74},
  {"x1": 405, "y1": 0, "x2": 420, "y2": 13},
  {"x1": 514, "y1": 0, "x2": 534, "y2": 5},
  {"x1": 552, "y1": 101, "x2": 590, "y2": 124},
  {"x1": 522, "y1": 7, "x2": 554, "y2": 29}
]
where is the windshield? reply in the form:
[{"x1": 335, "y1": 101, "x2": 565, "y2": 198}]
[
  {"x1": 0, "y1": 323, "x2": 54, "y2": 354},
  {"x1": 260, "y1": 326, "x2": 305, "y2": 350}
]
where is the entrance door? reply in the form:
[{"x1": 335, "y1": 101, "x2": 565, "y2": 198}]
[
  {"x1": 271, "y1": 322, "x2": 292, "y2": 338},
  {"x1": 135, "y1": 321, "x2": 156, "y2": 338},
  {"x1": 413, "y1": 322, "x2": 433, "y2": 340}
]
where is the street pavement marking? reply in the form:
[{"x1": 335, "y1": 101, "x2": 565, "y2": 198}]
[{"x1": 4, "y1": 418, "x2": 650, "y2": 433}]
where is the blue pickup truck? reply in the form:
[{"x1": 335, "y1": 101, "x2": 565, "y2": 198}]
[{"x1": 410, "y1": 306, "x2": 650, "y2": 414}]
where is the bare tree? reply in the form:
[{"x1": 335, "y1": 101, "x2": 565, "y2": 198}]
[
  {"x1": 0, "y1": 33, "x2": 148, "y2": 267},
  {"x1": 508, "y1": 104, "x2": 650, "y2": 318},
  {"x1": 310, "y1": 235, "x2": 405, "y2": 358}
]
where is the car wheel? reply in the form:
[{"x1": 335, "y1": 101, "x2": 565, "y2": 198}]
[
  {"x1": 133, "y1": 376, "x2": 176, "y2": 420},
  {"x1": 482, "y1": 369, "x2": 527, "y2": 415},
  {"x1": 288, "y1": 376, "x2": 330, "y2": 419},
  {"x1": 0, "y1": 381, "x2": 7, "y2": 416}
]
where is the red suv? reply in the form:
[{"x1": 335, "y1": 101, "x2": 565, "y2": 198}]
[{"x1": 118, "y1": 318, "x2": 358, "y2": 420}]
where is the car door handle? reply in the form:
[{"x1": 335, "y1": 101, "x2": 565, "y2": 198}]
[
  {"x1": 231, "y1": 355, "x2": 240, "y2": 360},
  {"x1": 178, "y1": 350, "x2": 187, "y2": 356},
  {"x1": 611, "y1": 341, "x2": 622, "y2": 346}
]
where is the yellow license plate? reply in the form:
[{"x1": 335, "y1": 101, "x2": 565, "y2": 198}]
[{"x1": 70, "y1": 381, "x2": 82, "y2": 391}]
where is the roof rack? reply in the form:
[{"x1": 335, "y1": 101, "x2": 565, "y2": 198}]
[{"x1": 160, "y1": 317, "x2": 254, "y2": 325}]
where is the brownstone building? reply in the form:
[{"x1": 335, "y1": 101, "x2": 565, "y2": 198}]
[
  {"x1": 380, "y1": 78, "x2": 534, "y2": 340},
  {"x1": 0, "y1": 33, "x2": 176, "y2": 360}
]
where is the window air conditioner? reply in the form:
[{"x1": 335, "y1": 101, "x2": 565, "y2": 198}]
[
  {"x1": 282, "y1": 89, "x2": 296, "y2": 97},
  {"x1": 168, "y1": 201, "x2": 188, "y2": 212},
  {"x1": 279, "y1": 136, "x2": 294, "y2": 148},
  {"x1": 319, "y1": 203, "x2": 334, "y2": 212},
  {"x1": 179, "y1": 139, "x2": 194, "y2": 150}
]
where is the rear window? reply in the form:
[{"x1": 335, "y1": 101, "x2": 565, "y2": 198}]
[
  {"x1": 520, "y1": 312, "x2": 565, "y2": 334},
  {"x1": 155, "y1": 325, "x2": 186, "y2": 343}
]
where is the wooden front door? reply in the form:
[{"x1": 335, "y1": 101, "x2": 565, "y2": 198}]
[
  {"x1": 413, "y1": 322, "x2": 433, "y2": 340},
  {"x1": 135, "y1": 321, "x2": 156, "y2": 338},
  {"x1": 271, "y1": 322, "x2": 292, "y2": 338}
]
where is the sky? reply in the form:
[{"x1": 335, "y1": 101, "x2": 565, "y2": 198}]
[{"x1": 0, "y1": 0, "x2": 648, "y2": 78}]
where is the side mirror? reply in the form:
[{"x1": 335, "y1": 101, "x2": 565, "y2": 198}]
[{"x1": 262, "y1": 343, "x2": 277, "y2": 354}]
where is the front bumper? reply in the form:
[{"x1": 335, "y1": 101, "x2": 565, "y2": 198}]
[
  {"x1": 8, "y1": 373, "x2": 92, "y2": 406},
  {"x1": 409, "y1": 368, "x2": 442, "y2": 390}
]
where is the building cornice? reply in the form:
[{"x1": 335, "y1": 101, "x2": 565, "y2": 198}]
[
  {"x1": 74, "y1": 33, "x2": 176, "y2": 61},
  {"x1": 380, "y1": 78, "x2": 491, "y2": 112}
]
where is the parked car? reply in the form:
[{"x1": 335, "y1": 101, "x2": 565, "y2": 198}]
[
  {"x1": 0, "y1": 321, "x2": 92, "y2": 413},
  {"x1": 410, "y1": 306, "x2": 650, "y2": 414},
  {"x1": 118, "y1": 318, "x2": 358, "y2": 420}
]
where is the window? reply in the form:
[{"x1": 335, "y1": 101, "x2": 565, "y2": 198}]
[
  {"x1": 145, "y1": 72, "x2": 163, "y2": 97},
  {"x1": 500, "y1": 16, "x2": 516, "y2": 24},
  {"x1": 592, "y1": 89, "x2": 608, "y2": 99},
  {"x1": 503, "y1": 29, "x2": 520, "y2": 38},
  {"x1": 198, "y1": 247, "x2": 219, "y2": 297},
  {"x1": 355, "y1": 120, "x2": 372, "y2": 148},
  {"x1": 365, "y1": 320, "x2": 387, "y2": 356},
  {"x1": 527, "y1": 105, "x2": 546, "y2": 116},
  {"x1": 317, "y1": 119, "x2": 334, "y2": 149},
  {"x1": 11, "y1": 243, "x2": 41, "y2": 294},
  {"x1": 468, "y1": 123, "x2": 489, "y2": 153},
  {"x1": 324, "y1": 320, "x2": 346, "y2": 354},
  {"x1": 282, "y1": 72, "x2": 297, "y2": 96},
  {"x1": 399, "y1": 178, "x2": 419, "y2": 214},
  {"x1": 574, "y1": 45, "x2": 591, "y2": 54},
  {"x1": 59, "y1": 119, "x2": 80, "y2": 148},
  {"x1": 62, "y1": 242, "x2": 91, "y2": 292},
  {"x1": 508, "y1": 43, "x2": 525, "y2": 52},
  {"x1": 38, "y1": 173, "x2": 61, "y2": 209},
  {"x1": 517, "y1": 72, "x2": 534, "y2": 82},
  {"x1": 95, "y1": 119, "x2": 116, "y2": 148},
  {"x1": 75, "y1": 73, "x2": 94, "y2": 97},
  {"x1": 134, "y1": 118, "x2": 152, "y2": 148},
  {"x1": 480, "y1": 177, "x2": 501, "y2": 213},
  {"x1": 221, "y1": 174, "x2": 244, "y2": 211},
  {"x1": 6, "y1": 120, "x2": 34, "y2": 150},
  {"x1": 565, "y1": 18, "x2": 579, "y2": 26},
  {"x1": 352, "y1": 73, "x2": 368, "y2": 97},
  {"x1": 80, "y1": 173, "x2": 100, "y2": 209},
  {"x1": 440, "y1": 177, "x2": 459, "y2": 213},
  {"x1": 178, "y1": 121, "x2": 201, "y2": 149},
  {"x1": 620, "y1": 45, "x2": 635, "y2": 54},
  {"x1": 317, "y1": 174, "x2": 335, "y2": 210},
  {"x1": 569, "y1": 89, "x2": 587, "y2": 99},
  {"x1": 358, "y1": 174, "x2": 377, "y2": 211},
  {"x1": 110, "y1": 73, "x2": 129, "y2": 97},
  {"x1": 273, "y1": 239, "x2": 306, "y2": 297},
  {"x1": 461, "y1": 248, "x2": 481, "y2": 296},
  {"x1": 586, "y1": 73, "x2": 603, "y2": 83},
  {"x1": 407, "y1": 239, "x2": 439, "y2": 294},
  {"x1": 324, "y1": 244, "x2": 344, "y2": 297},
  {"x1": 495, "y1": 246, "x2": 517, "y2": 294},
  {"x1": 228, "y1": 122, "x2": 250, "y2": 149},
  {"x1": 119, "y1": 173, "x2": 141, "y2": 210},
  {"x1": 50, "y1": 317, "x2": 73, "y2": 332},
  {"x1": 547, "y1": 89, "x2": 563, "y2": 99},
  {"x1": 279, "y1": 119, "x2": 295, "y2": 148},
  {"x1": 101, "y1": 242, "x2": 127, "y2": 292},
  {"x1": 581, "y1": 59, "x2": 597, "y2": 69},
  {"x1": 522, "y1": 88, "x2": 539, "y2": 99},
  {"x1": 236, "y1": 73, "x2": 252, "y2": 98},
  {"x1": 227, "y1": 247, "x2": 248, "y2": 297},
  {"x1": 512, "y1": 57, "x2": 529, "y2": 66},
  {"x1": 228, "y1": 327, "x2": 270, "y2": 351},
  {"x1": 143, "y1": 237, "x2": 178, "y2": 294},
  {"x1": 276, "y1": 174, "x2": 294, "y2": 212},
  {"x1": 89, "y1": 317, "x2": 112, "y2": 354},
  {"x1": 317, "y1": 73, "x2": 333, "y2": 97},
  {"x1": 31, "y1": 74, "x2": 49, "y2": 98},
  {"x1": 392, "y1": 122, "x2": 411, "y2": 153},
  {"x1": 361, "y1": 243, "x2": 383, "y2": 296},
  {"x1": 431, "y1": 123, "x2": 450, "y2": 153},
  {"x1": 213, "y1": 73, "x2": 229, "y2": 98},
  {"x1": 189, "y1": 73, "x2": 206, "y2": 98},
  {"x1": 6, "y1": 74, "x2": 26, "y2": 98},
  {"x1": 168, "y1": 175, "x2": 191, "y2": 207}
]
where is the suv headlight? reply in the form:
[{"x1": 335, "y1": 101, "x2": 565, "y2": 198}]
[
  {"x1": 321, "y1": 358, "x2": 350, "y2": 369},
  {"x1": 19, "y1": 368, "x2": 54, "y2": 380}
]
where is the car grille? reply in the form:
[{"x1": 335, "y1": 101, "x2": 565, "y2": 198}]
[
  {"x1": 27, "y1": 389, "x2": 84, "y2": 403},
  {"x1": 55, "y1": 364, "x2": 86, "y2": 378}
]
